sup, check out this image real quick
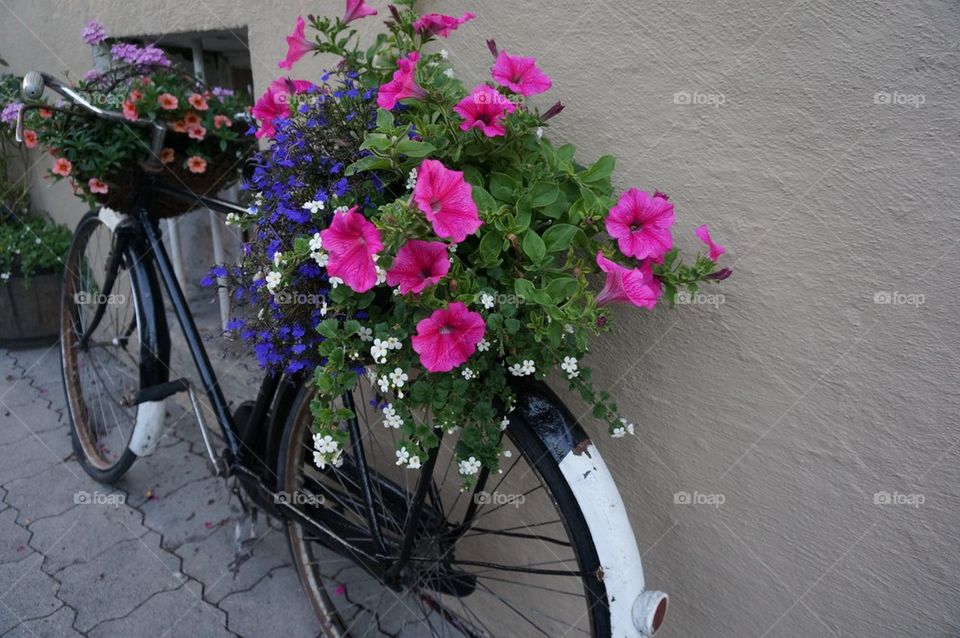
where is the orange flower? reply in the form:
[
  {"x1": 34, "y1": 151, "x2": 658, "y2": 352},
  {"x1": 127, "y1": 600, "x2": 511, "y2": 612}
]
[
  {"x1": 213, "y1": 114, "x2": 232, "y2": 129},
  {"x1": 129, "y1": 89, "x2": 144, "y2": 102},
  {"x1": 183, "y1": 112, "x2": 201, "y2": 126},
  {"x1": 160, "y1": 148, "x2": 175, "y2": 164},
  {"x1": 52, "y1": 157, "x2": 72, "y2": 177},
  {"x1": 186, "y1": 156, "x2": 207, "y2": 174},
  {"x1": 171, "y1": 120, "x2": 188, "y2": 133},
  {"x1": 88, "y1": 177, "x2": 109, "y2": 194},
  {"x1": 122, "y1": 100, "x2": 138, "y2": 122},
  {"x1": 187, "y1": 93, "x2": 209, "y2": 111},
  {"x1": 39, "y1": 108, "x2": 52, "y2": 119},
  {"x1": 187, "y1": 125, "x2": 206, "y2": 141},
  {"x1": 158, "y1": 93, "x2": 179, "y2": 110},
  {"x1": 22, "y1": 129, "x2": 38, "y2": 149}
]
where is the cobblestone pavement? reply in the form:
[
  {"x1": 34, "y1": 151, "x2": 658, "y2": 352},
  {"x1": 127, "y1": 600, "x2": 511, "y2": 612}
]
[{"x1": 0, "y1": 344, "x2": 327, "y2": 637}]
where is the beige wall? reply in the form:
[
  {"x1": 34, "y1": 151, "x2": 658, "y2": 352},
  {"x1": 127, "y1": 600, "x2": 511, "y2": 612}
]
[{"x1": 3, "y1": 1, "x2": 960, "y2": 635}]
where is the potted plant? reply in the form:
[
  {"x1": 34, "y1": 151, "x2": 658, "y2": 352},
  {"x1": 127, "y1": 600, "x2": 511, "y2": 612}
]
[
  {"x1": 220, "y1": 0, "x2": 731, "y2": 479},
  {"x1": 11, "y1": 21, "x2": 254, "y2": 217}
]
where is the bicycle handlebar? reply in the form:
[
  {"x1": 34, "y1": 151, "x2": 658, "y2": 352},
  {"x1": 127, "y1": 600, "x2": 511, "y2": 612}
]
[{"x1": 15, "y1": 71, "x2": 168, "y2": 165}]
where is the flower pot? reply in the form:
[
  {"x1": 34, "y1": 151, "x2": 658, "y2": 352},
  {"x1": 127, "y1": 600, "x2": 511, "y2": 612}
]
[{"x1": 0, "y1": 272, "x2": 61, "y2": 348}]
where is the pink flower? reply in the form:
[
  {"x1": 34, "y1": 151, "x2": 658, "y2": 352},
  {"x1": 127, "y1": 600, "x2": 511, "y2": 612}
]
[
  {"x1": 22, "y1": 129, "x2": 37, "y2": 149},
  {"x1": 122, "y1": 100, "x2": 138, "y2": 122},
  {"x1": 411, "y1": 302, "x2": 486, "y2": 373},
  {"x1": 491, "y1": 51, "x2": 552, "y2": 96},
  {"x1": 186, "y1": 156, "x2": 207, "y2": 174},
  {"x1": 187, "y1": 125, "x2": 206, "y2": 141},
  {"x1": 187, "y1": 93, "x2": 209, "y2": 111},
  {"x1": 88, "y1": 177, "x2": 109, "y2": 194},
  {"x1": 279, "y1": 16, "x2": 312, "y2": 70},
  {"x1": 605, "y1": 188, "x2": 674, "y2": 261},
  {"x1": 320, "y1": 206, "x2": 384, "y2": 293},
  {"x1": 453, "y1": 84, "x2": 516, "y2": 137},
  {"x1": 51, "y1": 157, "x2": 72, "y2": 177},
  {"x1": 694, "y1": 224, "x2": 726, "y2": 261},
  {"x1": 376, "y1": 52, "x2": 426, "y2": 110},
  {"x1": 386, "y1": 240, "x2": 451, "y2": 295},
  {"x1": 343, "y1": 0, "x2": 377, "y2": 24},
  {"x1": 157, "y1": 93, "x2": 179, "y2": 110},
  {"x1": 594, "y1": 252, "x2": 661, "y2": 309},
  {"x1": 413, "y1": 159, "x2": 482, "y2": 243},
  {"x1": 252, "y1": 77, "x2": 311, "y2": 139},
  {"x1": 413, "y1": 12, "x2": 475, "y2": 38},
  {"x1": 213, "y1": 114, "x2": 232, "y2": 129}
]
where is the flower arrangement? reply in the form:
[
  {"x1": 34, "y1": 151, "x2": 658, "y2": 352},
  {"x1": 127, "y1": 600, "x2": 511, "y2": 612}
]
[
  {"x1": 231, "y1": 0, "x2": 730, "y2": 483},
  {"x1": 0, "y1": 67, "x2": 30, "y2": 219},
  {"x1": 0, "y1": 215, "x2": 72, "y2": 284},
  {"x1": 10, "y1": 21, "x2": 252, "y2": 210}
]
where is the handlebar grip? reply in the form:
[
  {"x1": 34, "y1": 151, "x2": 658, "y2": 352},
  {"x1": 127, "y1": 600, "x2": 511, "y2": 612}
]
[{"x1": 21, "y1": 71, "x2": 45, "y2": 100}]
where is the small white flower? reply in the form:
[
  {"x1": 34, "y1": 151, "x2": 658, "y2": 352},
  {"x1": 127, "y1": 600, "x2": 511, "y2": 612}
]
[
  {"x1": 396, "y1": 447, "x2": 411, "y2": 466},
  {"x1": 370, "y1": 340, "x2": 388, "y2": 364},
  {"x1": 406, "y1": 168, "x2": 418, "y2": 191},
  {"x1": 376, "y1": 265, "x2": 387, "y2": 285},
  {"x1": 313, "y1": 433, "x2": 339, "y2": 454},
  {"x1": 311, "y1": 251, "x2": 329, "y2": 267},
  {"x1": 611, "y1": 426, "x2": 626, "y2": 438},
  {"x1": 377, "y1": 376, "x2": 390, "y2": 394},
  {"x1": 619, "y1": 417, "x2": 635, "y2": 436},
  {"x1": 564, "y1": 323, "x2": 575, "y2": 334},
  {"x1": 225, "y1": 212, "x2": 240, "y2": 226},
  {"x1": 273, "y1": 251, "x2": 284, "y2": 267},
  {"x1": 0, "y1": 272, "x2": 9, "y2": 281},
  {"x1": 357, "y1": 326, "x2": 373, "y2": 342},
  {"x1": 382, "y1": 404, "x2": 403, "y2": 428},
  {"x1": 458, "y1": 456, "x2": 482, "y2": 476},
  {"x1": 476, "y1": 338, "x2": 490, "y2": 352},
  {"x1": 34, "y1": 237, "x2": 41, "y2": 245},
  {"x1": 265, "y1": 270, "x2": 282, "y2": 292},
  {"x1": 500, "y1": 415, "x2": 510, "y2": 431},
  {"x1": 446, "y1": 424, "x2": 460, "y2": 434},
  {"x1": 503, "y1": 450, "x2": 512, "y2": 458},
  {"x1": 536, "y1": 126, "x2": 544, "y2": 140},
  {"x1": 448, "y1": 243, "x2": 457, "y2": 253},
  {"x1": 303, "y1": 200, "x2": 325, "y2": 214},
  {"x1": 407, "y1": 456, "x2": 422, "y2": 469},
  {"x1": 440, "y1": 49, "x2": 449, "y2": 59},
  {"x1": 329, "y1": 276, "x2": 344, "y2": 288},
  {"x1": 561, "y1": 356, "x2": 580, "y2": 379},
  {"x1": 389, "y1": 367, "x2": 409, "y2": 388},
  {"x1": 334, "y1": 205, "x2": 350, "y2": 214},
  {"x1": 479, "y1": 292, "x2": 495, "y2": 309},
  {"x1": 319, "y1": 299, "x2": 328, "y2": 317},
  {"x1": 520, "y1": 359, "x2": 536, "y2": 376},
  {"x1": 443, "y1": 68, "x2": 455, "y2": 78},
  {"x1": 508, "y1": 363, "x2": 524, "y2": 377},
  {"x1": 461, "y1": 367, "x2": 476, "y2": 380},
  {"x1": 385, "y1": 337, "x2": 402, "y2": 351},
  {"x1": 308, "y1": 232, "x2": 323, "y2": 252}
]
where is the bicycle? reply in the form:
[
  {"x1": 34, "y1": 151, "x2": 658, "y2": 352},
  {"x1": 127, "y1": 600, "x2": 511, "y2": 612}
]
[{"x1": 16, "y1": 70, "x2": 668, "y2": 638}]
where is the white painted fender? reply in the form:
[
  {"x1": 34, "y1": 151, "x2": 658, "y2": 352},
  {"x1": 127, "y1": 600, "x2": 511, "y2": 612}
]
[
  {"x1": 129, "y1": 400, "x2": 165, "y2": 456},
  {"x1": 558, "y1": 443, "x2": 667, "y2": 637},
  {"x1": 97, "y1": 206, "x2": 128, "y2": 231}
]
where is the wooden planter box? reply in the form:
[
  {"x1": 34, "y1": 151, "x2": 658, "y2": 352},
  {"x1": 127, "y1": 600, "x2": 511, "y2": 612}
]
[{"x1": 0, "y1": 272, "x2": 61, "y2": 348}]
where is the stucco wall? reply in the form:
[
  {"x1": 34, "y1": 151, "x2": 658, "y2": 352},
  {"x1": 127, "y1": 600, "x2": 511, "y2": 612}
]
[{"x1": 3, "y1": 1, "x2": 960, "y2": 636}]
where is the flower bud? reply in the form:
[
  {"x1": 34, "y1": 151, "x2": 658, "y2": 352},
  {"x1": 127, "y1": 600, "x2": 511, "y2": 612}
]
[
  {"x1": 705, "y1": 267, "x2": 732, "y2": 281},
  {"x1": 542, "y1": 101, "x2": 565, "y2": 121},
  {"x1": 487, "y1": 39, "x2": 498, "y2": 57}
]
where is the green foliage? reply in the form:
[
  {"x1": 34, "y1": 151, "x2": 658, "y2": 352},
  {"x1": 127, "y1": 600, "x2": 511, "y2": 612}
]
[{"x1": 0, "y1": 215, "x2": 71, "y2": 282}]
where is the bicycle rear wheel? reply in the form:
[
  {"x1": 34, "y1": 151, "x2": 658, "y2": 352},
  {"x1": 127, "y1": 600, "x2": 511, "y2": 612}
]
[
  {"x1": 60, "y1": 210, "x2": 167, "y2": 483},
  {"x1": 277, "y1": 379, "x2": 611, "y2": 637}
]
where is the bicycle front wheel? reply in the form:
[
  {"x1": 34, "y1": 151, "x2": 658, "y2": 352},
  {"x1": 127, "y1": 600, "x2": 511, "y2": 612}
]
[{"x1": 277, "y1": 379, "x2": 611, "y2": 637}]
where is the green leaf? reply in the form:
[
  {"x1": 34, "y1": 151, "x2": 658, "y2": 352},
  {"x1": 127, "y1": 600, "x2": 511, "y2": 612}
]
[
  {"x1": 317, "y1": 319, "x2": 340, "y2": 339},
  {"x1": 376, "y1": 108, "x2": 394, "y2": 129},
  {"x1": 396, "y1": 138, "x2": 436, "y2": 158},
  {"x1": 489, "y1": 172, "x2": 516, "y2": 202},
  {"x1": 556, "y1": 144, "x2": 576, "y2": 163},
  {"x1": 514, "y1": 278, "x2": 536, "y2": 303},
  {"x1": 521, "y1": 230, "x2": 546, "y2": 262},
  {"x1": 529, "y1": 182, "x2": 559, "y2": 208},
  {"x1": 505, "y1": 318, "x2": 522, "y2": 334},
  {"x1": 345, "y1": 155, "x2": 393, "y2": 176},
  {"x1": 471, "y1": 184, "x2": 497, "y2": 212},
  {"x1": 478, "y1": 230, "x2": 503, "y2": 264},
  {"x1": 512, "y1": 198, "x2": 531, "y2": 232},
  {"x1": 542, "y1": 224, "x2": 579, "y2": 253},
  {"x1": 580, "y1": 155, "x2": 616, "y2": 183},
  {"x1": 546, "y1": 276, "x2": 578, "y2": 298},
  {"x1": 360, "y1": 134, "x2": 392, "y2": 152}
]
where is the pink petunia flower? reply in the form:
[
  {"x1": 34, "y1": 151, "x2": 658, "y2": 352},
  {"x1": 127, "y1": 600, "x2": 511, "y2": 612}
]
[
  {"x1": 694, "y1": 224, "x2": 726, "y2": 261},
  {"x1": 413, "y1": 12, "x2": 475, "y2": 38},
  {"x1": 157, "y1": 93, "x2": 179, "y2": 110},
  {"x1": 386, "y1": 240, "x2": 451, "y2": 295},
  {"x1": 594, "y1": 252, "x2": 661, "y2": 309},
  {"x1": 187, "y1": 93, "x2": 209, "y2": 111},
  {"x1": 122, "y1": 100, "x2": 138, "y2": 122},
  {"x1": 214, "y1": 114, "x2": 232, "y2": 129},
  {"x1": 377, "y1": 52, "x2": 426, "y2": 110},
  {"x1": 411, "y1": 302, "x2": 486, "y2": 373},
  {"x1": 413, "y1": 159, "x2": 482, "y2": 243},
  {"x1": 252, "y1": 77, "x2": 312, "y2": 139},
  {"x1": 279, "y1": 16, "x2": 312, "y2": 70},
  {"x1": 187, "y1": 125, "x2": 206, "y2": 141},
  {"x1": 343, "y1": 0, "x2": 377, "y2": 24},
  {"x1": 605, "y1": 188, "x2": 674, "y2": 261},
  {"x1": 491, "y1": 51, "x2": 552, "y2": 96},
  {"x1": 186, "y1": 156, "x2": 207, "y2": 174},
  {"x1": 51, "y1": 157, "x2": 72, "y2": 177},
  {"x1": 88, "y1": 177, "x2": 109, "y2": 194},
  {"x1": 320, "y1": 206, "x2": 384, "y2": 293},
  {"x1": 22, "y1": 129, "x2": 37, "y2": 149},
  {"x1": 453, "y1": 84, "x2": 516, "y2": 137}
]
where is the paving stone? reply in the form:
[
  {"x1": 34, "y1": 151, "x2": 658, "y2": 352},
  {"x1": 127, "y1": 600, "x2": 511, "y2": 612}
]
[
  {"x1": 138, "y1": 475, "x2": 240, "y2": 552},
  {"x1": 2, "y1": 606, "x2": 82, "y2": 638},
  {"x1": 0, "y1": 428, "x2": 66, "y2": 485},
  {"x1": 175, "y1": 518, "x2": 290, "y2": 604},
  {"x1": 57, "y1": 530, "x2": 186, "y2": 632},
  {"x1": 4, "y1": 459, "x2": 105, "y2": 525},
  {"x1": 120, "y1": 438, "x2": 212, "y2": 508},
  {"x1": 88, "y1": 580, "x2": 233, "y2": 638},
  {"x1": 28, "y1": 497, "x2": 148, "y2": 574},
  {"x1": 219, "y1": 564, "x2": 322, "y2": 637},
  {"x1": 0, "y1": 507, "x2": 32, "y2": 564},
  {"x1": 0, "y1": 553, "x2": 63, "y2": 635}
]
